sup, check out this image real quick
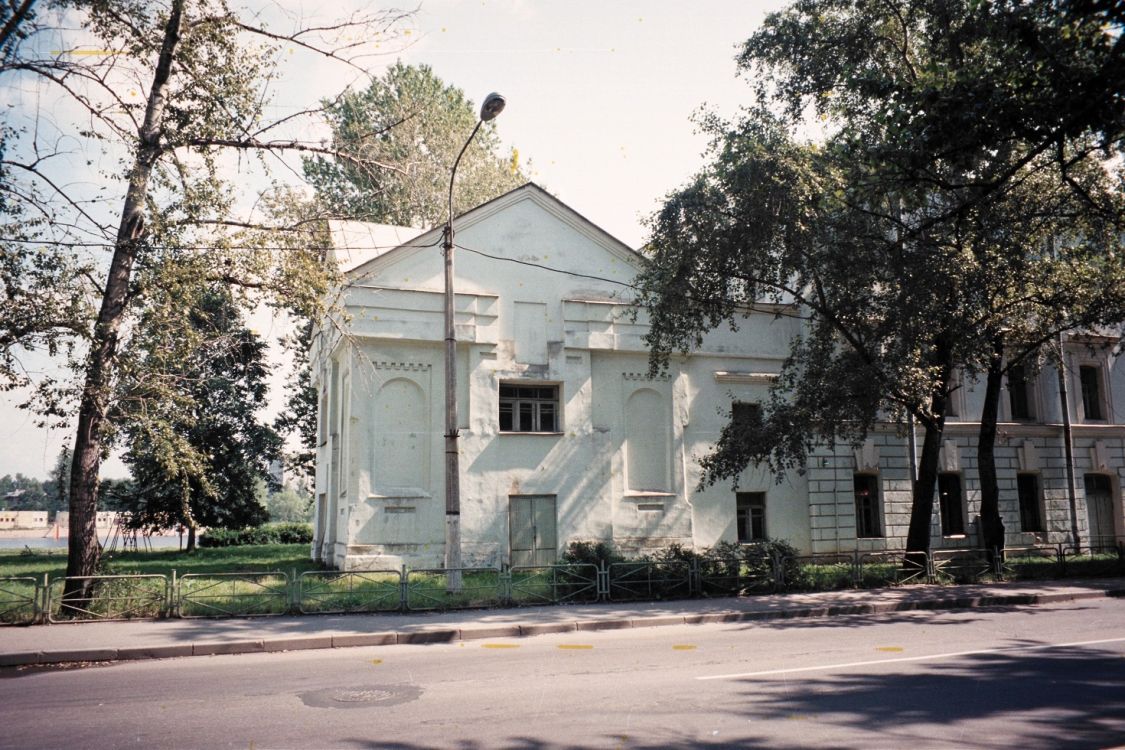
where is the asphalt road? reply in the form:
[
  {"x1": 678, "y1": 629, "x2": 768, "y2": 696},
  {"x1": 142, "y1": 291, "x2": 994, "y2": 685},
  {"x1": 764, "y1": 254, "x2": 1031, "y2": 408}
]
[{"x1": 3, "y1": 599, "x2": 1124, "y2": 749}]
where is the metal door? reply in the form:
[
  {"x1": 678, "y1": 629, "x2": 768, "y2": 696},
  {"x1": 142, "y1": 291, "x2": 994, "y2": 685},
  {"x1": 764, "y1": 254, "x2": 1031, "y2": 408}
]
[
  {"x1": 1085, "y1": 474, "x2": 1115, "y2": 542},
  {"x1": 510, "y1": 495, "x2": 557, "y2": 567}
]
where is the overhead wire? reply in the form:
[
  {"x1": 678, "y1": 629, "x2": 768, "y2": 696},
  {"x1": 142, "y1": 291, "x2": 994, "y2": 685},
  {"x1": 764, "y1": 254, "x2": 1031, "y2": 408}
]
[{"x1": 2, "y1": 232, "x2": 808, "y2": 320}]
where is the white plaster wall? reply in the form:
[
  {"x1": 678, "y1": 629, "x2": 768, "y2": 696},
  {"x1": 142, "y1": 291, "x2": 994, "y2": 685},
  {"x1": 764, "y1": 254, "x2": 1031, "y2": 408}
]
[{"x1": 312, "y1": 186, "x2": 1125, "y2": 569}]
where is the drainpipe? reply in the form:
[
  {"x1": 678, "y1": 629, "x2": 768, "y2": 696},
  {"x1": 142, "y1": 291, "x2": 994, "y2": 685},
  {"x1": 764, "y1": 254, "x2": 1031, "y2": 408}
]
[{"x1": 907, "y1": 412, "x2": 919, "y2": 489}]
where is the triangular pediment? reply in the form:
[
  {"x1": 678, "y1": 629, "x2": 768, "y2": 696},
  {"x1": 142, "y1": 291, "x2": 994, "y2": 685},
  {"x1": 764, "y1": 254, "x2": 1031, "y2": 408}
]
[{"x1": 343, "y1": 183, "x2": 645, "y2": 285}]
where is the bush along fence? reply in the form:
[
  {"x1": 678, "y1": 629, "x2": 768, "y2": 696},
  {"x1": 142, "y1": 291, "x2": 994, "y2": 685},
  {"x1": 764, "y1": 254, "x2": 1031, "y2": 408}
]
[{"x1": 2, "y1": 539, "x2": 1123, "y2": 626}]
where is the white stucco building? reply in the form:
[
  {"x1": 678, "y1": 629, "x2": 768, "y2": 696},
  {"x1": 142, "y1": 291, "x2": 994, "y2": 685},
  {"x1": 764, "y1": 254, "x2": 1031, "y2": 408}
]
[{"x1": 311, "y1": 183, "x2": 1125, "y2": 571}]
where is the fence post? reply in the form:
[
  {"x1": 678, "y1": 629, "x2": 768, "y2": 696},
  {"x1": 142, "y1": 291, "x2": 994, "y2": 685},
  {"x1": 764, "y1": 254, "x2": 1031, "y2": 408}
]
[
  {"x1": 40, "y1": 572, "x2": 49, "y2": 625},
  {"x1": 597, "y1": 561, "x2": 610, "y2": 601},
  {"x1": 850, "y1": 551, "x2": 861, "y2": 589},
  {"x1": 500, "y1": 567, "x2": 512, "y2": 606},
  {"x1": 169, "y1": 569, "x2": 177, "y2": 618},
  {"x1": 290, "y1": 568, "x2": 298, "y2": 614},
  {"x1": 399, "y1": 564, "x2": 408, "y2": 611},
  {"x1": 770, "y1": 551, "x2": 784, "y2": 592}
]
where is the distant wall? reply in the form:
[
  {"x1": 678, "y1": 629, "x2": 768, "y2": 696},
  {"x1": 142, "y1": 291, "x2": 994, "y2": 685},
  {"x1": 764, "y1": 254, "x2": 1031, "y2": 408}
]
[{"x1": 0, "y1": 511, "x2": 50, "y2": 529}]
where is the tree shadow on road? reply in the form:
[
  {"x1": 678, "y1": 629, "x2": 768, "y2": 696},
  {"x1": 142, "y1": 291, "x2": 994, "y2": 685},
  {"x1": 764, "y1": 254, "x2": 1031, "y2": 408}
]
[
  {"x1": 730, "y1": 641, "x2": 1125, "y2": 749},
  {"x1": 339, "y1": 734, "x2": 802, "y2": 750},
  {"x1": 733, "y1": 602, "x2": 1102, "y2": 631}
]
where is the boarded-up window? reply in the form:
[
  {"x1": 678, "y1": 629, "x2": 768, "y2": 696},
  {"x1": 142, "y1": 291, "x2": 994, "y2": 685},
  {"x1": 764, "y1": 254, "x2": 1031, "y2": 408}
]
[
  {"x1": 374, "y1": 378, "x2": 427, "y2": 488},
  {"x1": 626, "y1": 388, "x2": 669, "y2": 492},
  {"x1": 514, "y1": 301, "x2": 548, "y2": 365}
]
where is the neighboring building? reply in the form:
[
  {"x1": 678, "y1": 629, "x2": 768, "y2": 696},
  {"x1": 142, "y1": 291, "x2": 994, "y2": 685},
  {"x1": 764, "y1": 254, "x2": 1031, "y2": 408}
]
[
  {"x1": 53, "y1": 511, "x2": 122, "y2": 530},
  {"x1": 312, "y1": 183, "x2": 1125, "y2": 571},
  {"x1": 0, "y1": 510, "x2": 49, "y2": 530}
]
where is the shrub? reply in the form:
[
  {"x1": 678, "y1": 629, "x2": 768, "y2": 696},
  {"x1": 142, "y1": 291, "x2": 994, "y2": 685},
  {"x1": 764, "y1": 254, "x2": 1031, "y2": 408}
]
[
  {"x1": 560, "y1": 540, "x2": 626, "y2": 568},
  {"x1": 200, "y1": 523, "x2": 313, "y2": 548}
]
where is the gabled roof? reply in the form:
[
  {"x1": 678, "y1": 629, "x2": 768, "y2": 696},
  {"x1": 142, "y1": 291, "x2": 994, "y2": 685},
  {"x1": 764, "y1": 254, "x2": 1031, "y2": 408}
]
[{"x1": 343, "y1": 182, "x2": 646, "y2": 279}]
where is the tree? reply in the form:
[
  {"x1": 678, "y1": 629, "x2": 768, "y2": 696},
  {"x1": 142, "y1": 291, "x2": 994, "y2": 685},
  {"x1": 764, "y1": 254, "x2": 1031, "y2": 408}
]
[
  {"x1": 118, "y1": 286, "x2": 280, "y2": 551},
  {"x1": 304, "y1": 62, "x2": 525, "y2": 228},
  {"x1": 638, "y1": 1, "x2": 1125, "y2": 555},
  {"x1": 273, "y1": 320, "x2": 317, "y2": 487},
  {"x1": 0, "y1": 1, "x2": 414, "y2": 586},
  {"x1": 45, "y1": 445, "x2": 72, "y2": 514},
  {"x1": 265, "y1": 486, "x2": 312, "y2": 523}
]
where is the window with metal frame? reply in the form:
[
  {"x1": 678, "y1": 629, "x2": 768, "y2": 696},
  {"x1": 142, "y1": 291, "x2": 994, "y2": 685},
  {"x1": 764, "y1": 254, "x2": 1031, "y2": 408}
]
[
  {"x1": 499, "y1": 383, "x2": 559, "y2": 432},
  {"x1": 853, "y1": 474, "x2": 883, "y2": 538}
]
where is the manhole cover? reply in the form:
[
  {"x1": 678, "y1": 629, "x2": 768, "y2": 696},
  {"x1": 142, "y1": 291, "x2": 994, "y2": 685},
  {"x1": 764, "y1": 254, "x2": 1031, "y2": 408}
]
[{"x1": 299, "y1": 684, "x2": 422, "y2": 709}]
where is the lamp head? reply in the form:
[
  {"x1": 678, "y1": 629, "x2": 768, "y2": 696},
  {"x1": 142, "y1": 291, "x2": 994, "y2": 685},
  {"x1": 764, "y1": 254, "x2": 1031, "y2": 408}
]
[{"x1": 480, "y1": 92, "x2": 506, "y2": 122}]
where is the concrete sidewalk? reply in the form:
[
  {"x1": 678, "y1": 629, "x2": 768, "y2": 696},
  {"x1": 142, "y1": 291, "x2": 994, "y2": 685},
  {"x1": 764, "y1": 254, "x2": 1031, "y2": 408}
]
[{"x1": 3, "y1": 577, "x2": 1123, "y2": 668}]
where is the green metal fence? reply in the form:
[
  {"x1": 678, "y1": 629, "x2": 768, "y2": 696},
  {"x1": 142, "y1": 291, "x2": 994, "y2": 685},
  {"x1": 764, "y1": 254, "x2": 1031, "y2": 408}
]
[{"x1": 4, "y1": 541, "x2": 1123, "y2": 626}]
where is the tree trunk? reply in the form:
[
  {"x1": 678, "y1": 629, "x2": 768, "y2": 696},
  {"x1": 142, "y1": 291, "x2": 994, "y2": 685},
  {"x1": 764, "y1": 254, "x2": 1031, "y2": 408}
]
[
  {"x1": 905, "y1": 346, "x2": 953, "y2": 555},
  {"x1": 64, "y1": 0, "x2": 184, "y2": 594},
  {"x1": 905, "y1": 416, "x2": 944, "y2": 554},
  {"x1": 977, "y1": 336, "x2": 1006, "y2": 562},
  {"x1": 186, "y1": 524, "x2": 196, "y2": 553}
]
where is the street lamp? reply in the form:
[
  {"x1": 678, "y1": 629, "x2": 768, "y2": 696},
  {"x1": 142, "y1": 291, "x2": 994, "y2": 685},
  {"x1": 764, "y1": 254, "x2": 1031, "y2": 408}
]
[{"x1": 444, "y1": 92, "x2": 505, "y2": 590}]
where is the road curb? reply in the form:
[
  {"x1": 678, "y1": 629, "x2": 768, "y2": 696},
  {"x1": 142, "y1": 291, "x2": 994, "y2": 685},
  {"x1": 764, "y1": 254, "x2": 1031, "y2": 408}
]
[{"x1": 5, "y1": 585, "x2": 1123, "y2": 668}]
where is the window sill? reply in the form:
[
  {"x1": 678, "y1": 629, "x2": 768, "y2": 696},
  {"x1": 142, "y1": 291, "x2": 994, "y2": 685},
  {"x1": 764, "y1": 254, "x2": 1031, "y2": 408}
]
[
  {"x1": 624, "y1": 491, "x2": 676, "y2": 499},
  {"x1": 498, "y1": 431, "x2": 564, "y2": 436}
]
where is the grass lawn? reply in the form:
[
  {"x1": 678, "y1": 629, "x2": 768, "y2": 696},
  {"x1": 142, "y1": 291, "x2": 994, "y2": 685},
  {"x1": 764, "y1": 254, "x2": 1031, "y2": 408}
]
[{"x1": 0, "y1": 543, "x2": 321, "y2": 581}]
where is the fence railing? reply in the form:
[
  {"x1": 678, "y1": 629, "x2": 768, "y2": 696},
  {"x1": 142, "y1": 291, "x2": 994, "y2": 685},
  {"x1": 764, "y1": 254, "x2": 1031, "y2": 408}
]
[
  {"x1": 46, "y1": 574, "x2": 168, "y2": 623},
  {"x1": 5, "y1": 541, "x2": 1124, "y2": 625},
  {"x1": 0, "y1": 576, "x2": 41, "y2": 625},
  {"x1": 405, "y1": 568, "x2": 505, "y2": 611},
  {"x1": 297, "y1": 569, "x2": 402, "y2": 615},
  {"x1": 178, "y1": 571, "x2": 290, "y2": 618}
]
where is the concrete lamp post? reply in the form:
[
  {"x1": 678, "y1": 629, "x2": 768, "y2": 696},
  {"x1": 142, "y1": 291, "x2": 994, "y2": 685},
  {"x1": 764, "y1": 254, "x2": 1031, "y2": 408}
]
[{"x1": 443, "y1": 92, "x2": 505, "y2": 591}]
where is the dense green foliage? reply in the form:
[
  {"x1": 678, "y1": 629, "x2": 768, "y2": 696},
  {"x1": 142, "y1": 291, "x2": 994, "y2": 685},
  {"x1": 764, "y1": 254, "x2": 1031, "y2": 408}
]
[
  {"x1": 264, "y1": 487, "x2": 314, "y2": 524},
  {"x1": 199, "y1": 523, "x2": 313, "y2": 548},
  {"x1": 117, "y1": 289, "x2": 280, "y2": 542},
  {"x1": 304, "y1": 62, "x2": 524, "y2": 228},
  {"x1": 637, "y1": 0, "x2": 1125, "y2": 553},
  {"x1": 272, "y1": 322, "x2": 317, "y2": 486},
  {"x1": 0, "y1": 0, "x2": 408, "y2": 582}
]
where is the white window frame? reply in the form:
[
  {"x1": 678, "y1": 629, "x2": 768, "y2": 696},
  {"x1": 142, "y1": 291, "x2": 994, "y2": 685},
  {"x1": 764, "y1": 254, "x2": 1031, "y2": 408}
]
[
  {"x1": 499, "y1": 382, "x2": 561, "y2": 433},
  {"x1": 736, "y1": 492, "x2": 766, "y2": 542}
]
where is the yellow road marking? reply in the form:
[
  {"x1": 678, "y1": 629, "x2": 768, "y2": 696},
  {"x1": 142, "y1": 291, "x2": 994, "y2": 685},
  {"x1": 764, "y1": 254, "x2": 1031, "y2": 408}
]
[
  {"x1": 672, "y1": 645, "x2": 697, "y2": 651},
  {"x1": 557, "y1": 644, "x2": 594, "y2": 650},
  {"x1": 876, "y1": 646, "x2": 904, "y2": 652},
  {"x1": 482, "y1": 643, "x2": 520, "y2": 649},
  {"x1": 371, "y1": 659, "x2": 382, "y2": 666}
]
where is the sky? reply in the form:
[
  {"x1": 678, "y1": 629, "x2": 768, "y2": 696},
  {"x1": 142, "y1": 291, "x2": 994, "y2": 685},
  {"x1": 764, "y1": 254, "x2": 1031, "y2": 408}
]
[{"x1": 0, "y1": 0, "x2": 787, "y2": 480}]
